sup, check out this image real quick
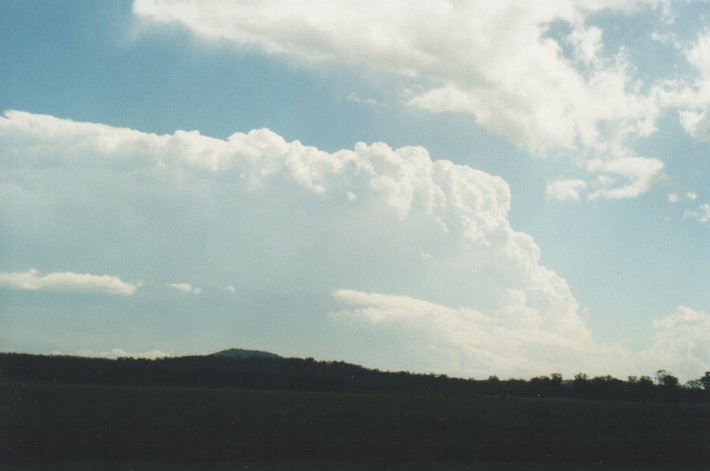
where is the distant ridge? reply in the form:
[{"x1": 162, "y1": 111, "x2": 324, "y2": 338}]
[{"x1": 211, "y1": 348, "x2": 281, "y2": 359}]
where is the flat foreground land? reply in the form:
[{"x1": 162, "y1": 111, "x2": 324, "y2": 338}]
[
  {"x1": 7, "y1": 461, "x2": 710, "y2": 470},
  {"x1": 2, "y1": 381, "x2": 709, "y2": 466}
]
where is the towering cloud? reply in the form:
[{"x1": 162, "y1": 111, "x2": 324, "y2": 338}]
[{"x1": 2, "y1": 110, "x2": 707, "y2": 379}]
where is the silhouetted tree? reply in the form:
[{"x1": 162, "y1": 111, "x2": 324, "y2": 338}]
[
  {"x1": 655, "y1": 369, "x2": 679, "y2": 388},
  {"x1": 572, "y1": 373, "x2": 591, "y2": 399},
  {"x1": 587, "y1": 375, "x2": 625, "y2": 401},
  {"x1": 529, "y1": 373, "x2": 565, "y2": 398},
  {"x1": 1, "y1": 353, "x2": 707, "y2": 404},
  {"x1": 655, "y1": 370, "x2": 680, "y2": 402},
  {"x1": 701, "y1": 371, "x2": 710, "y2": 391},
  {"x1": 628, "y1": 375, "x2": 654, "y2": 402}
]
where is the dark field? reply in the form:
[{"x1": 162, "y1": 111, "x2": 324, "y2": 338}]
[
  {"x1": 8, "y1": 461, "x2": 710, "y2": 470},
  {"x1": 2, "y1": 380, "x2": 709, "y2": 468}
]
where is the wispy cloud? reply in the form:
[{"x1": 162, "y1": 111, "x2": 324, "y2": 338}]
[
  {"x1": 0, "y1": 268, "x2": 140, "y2": 296},
  {"x1": 668, "y1": 192, "x2": 698, "y2": 203},
  {"x1": 673, "y1": 32, "x2": 710, "y2": 141},
  {"x1": 346, "y1": 92, "x2": 377, "y2": 106},
  {"x1": 166, "y1": 282, "x2": 202, "y2": 295},
  {"x1": 545, "y1": 179, "x2": 587, "y2": 202},
  {"x1": 133, "y1": 0, "x2": 678, "y2": 200},
  {"x1": 587, "y1": 157, "x2": 665, "y2": 200},
  {"x1": 133, "y1": 1, "x2": 653, "y2": 152},
  {"x1": 683, "y1": 203, "x2": 710, "y2": 223}
]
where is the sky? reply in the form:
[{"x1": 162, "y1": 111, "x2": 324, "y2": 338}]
[{"x1": 1, "y1": 0, "x2": 709, "y2": 381}]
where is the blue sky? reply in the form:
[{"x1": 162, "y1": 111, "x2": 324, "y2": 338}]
[{"x1": 1, "y1": 0, "x2": 709, "y2": 380}]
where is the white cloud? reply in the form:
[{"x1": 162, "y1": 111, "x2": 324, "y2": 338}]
[
  {"x1": 545, "y1": 179, "x2": 587, "y2": 201},
  {"x1": 332, "y1": 290, "x2": 710, "y2": 380},
  {"x1": 346, "y1": 92, "x2": 377, "y2": 106},
  {"x1": 679, "y1": 110, "x2": 703, "y2": 135},
  {"x1": 331, "y1": 288, "x2": 608, "y2": 378},
  {"x1": 129, "y1": 1, "x2": 688, "y2": 200},
  {"x1": 668, "y1": 191, "x2": 698, "y2": 204},
  {"x1": 638, "y1": 306, "x2": 710, "y2": 377},
  {"x1": 534, "y1": 153, "x2": 667, "y2": 202},
  {"x1": 2, "y1": 110, "x2": 706, "y2": 380},
  {"x1": 132, "y1": 0, "x2": 659, "y2": 154},
  {"x1": 587, "y1": 156, "x2": 665, "y2": 200},
  {"x1": 683, "y1": 203, "x2": 710, "y2": 223},
  {"x1": 225, "y1": 285, "x2": 236, "y2": 294},
  {"x1": 679, "y1": 110, "x2": 710, "y2": 141},
  {"x1": 659, "y1": 0, "x2": 676, "y2": 25},
  {"x1": 166, "y1": 282, "x2": 202, "y2": 295},
  {"x1": 687, "y1": 31, "x2": 710, "y2": 80},
  {"x1": 568, "y1": 23, "x2": 603, "y2": 66},
  {"x1": 670, "y1": 32, "x2": 710, "y2": 140},
  {"x1": 0, "y1": 268, "x2": 140, "y2": 296},
  {"x1": 651, "y1": 31, "x2": 681, "y2": 49}
]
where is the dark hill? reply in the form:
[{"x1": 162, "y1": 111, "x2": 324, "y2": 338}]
[
  {"x1": 211, "y1": 348, "x2": 281, "y2": 359},
  {"x1": 0, "y1": 352, "x2": 707, "y2": 404}
]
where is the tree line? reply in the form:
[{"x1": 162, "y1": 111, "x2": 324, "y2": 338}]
[{"x1": 1, "y1": 352, "x2": 708, "y2": 403}]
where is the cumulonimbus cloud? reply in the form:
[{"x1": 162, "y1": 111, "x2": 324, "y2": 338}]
[
  {"x1": 1, "y1": 110, "x2": 707, "y2": 380},
  {"x1": 0, "y1": 268, "x2": 140, "y2": 296}
]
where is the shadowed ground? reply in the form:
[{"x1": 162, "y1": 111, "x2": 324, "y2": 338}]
[{"x1": 3, "y1": 381, "x2": 709, "y2": 468}]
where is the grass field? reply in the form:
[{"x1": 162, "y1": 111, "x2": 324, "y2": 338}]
[
  {"x1": 7, "y1": 461, "x2": 710, "y2": 470},
  {"x1": 2, "y1": 380, "x2": 709, "y2": 467}
]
